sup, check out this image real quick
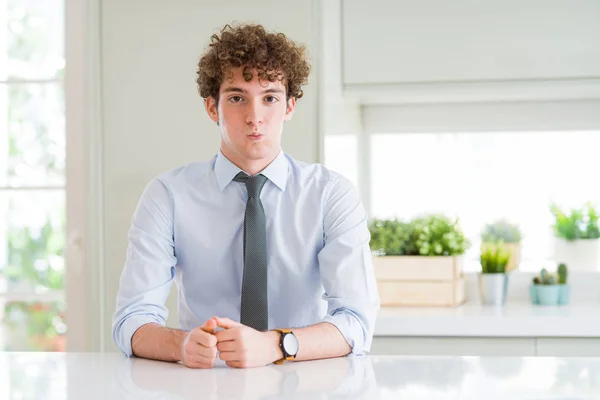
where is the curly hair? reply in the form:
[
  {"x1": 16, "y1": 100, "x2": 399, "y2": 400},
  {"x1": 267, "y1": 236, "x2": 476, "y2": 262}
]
[{"x1": 196, "y1": 23, "x2": 310, "y2": 103}]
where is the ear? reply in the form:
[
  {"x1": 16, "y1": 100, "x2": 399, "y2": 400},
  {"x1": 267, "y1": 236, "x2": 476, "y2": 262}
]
[
  {"x1": 205, "y1": 96, "x2": 220, "y2": 124},
  {"x1": 284, "y1": 97, "x2": 296, "y2": 121}
]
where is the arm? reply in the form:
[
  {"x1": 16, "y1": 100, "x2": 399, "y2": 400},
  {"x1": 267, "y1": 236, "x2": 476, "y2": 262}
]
[
  {"x1": 316, "y1": 174, "x2": 380, "y2": 355},
  {"x1": 113, "y1": 179, "x2": 220, "y2": 368},
  {"x1": 214, "y1": 319, "x2": 349, "y2": 368},
  {"x1": 274, "y1": 321, "x2": 352, "y2": 361},
  {"x1": 132, "y1": 319, "x2": 219, "y2": 368},
  {"x1": 130, "y1": 323, "x2": 187, "y2": 361},
  {"x1": 112, "y1": 178, "x2": 177, "y2": 357}
]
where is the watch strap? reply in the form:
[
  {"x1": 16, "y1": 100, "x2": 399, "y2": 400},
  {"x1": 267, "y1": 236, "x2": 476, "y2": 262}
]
[{"x1": 274, "y1": 329, "x2": 295, "y2": 364}]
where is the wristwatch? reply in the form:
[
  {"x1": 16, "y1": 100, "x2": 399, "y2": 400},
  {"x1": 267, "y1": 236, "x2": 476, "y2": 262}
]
[{"x1": 274, "y1": 329, "x2": 299, "y2": 364}]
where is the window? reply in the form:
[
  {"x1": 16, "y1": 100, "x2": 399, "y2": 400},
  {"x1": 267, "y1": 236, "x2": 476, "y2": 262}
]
[
  {"x1": 324, "y1": 134, "x2": 358, "y2": 189},
  {"x1": 0, "y1": 0, "x2": 66, "y2": 350},
  {"x1": 324, "y1": 130, "x2": 600, "y2": 273}
]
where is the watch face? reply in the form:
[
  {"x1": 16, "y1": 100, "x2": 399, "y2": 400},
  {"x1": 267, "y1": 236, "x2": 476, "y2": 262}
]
[{"x1": 282, "y1": 333, "x2": 299, "y2": 356}]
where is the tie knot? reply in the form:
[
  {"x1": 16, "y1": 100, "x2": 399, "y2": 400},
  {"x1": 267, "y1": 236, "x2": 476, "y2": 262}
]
[{"x1": 234, "y1": 172, "x2": 267, "y2": 199}]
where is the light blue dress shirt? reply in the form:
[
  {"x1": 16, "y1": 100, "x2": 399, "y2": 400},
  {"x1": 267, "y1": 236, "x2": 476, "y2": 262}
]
[{"x1": 112, "y1": 150, "x2": 380, "y2": 357}]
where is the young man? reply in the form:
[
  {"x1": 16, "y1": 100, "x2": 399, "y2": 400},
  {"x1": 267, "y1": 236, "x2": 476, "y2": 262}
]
[{"x1": 112, "y1": 23, "x2": 379, "y2": 369}]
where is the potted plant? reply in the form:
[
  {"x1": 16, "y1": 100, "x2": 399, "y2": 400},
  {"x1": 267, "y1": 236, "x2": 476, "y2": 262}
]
[
  {"x1": 530, "y1": 264, "x2": 570, "y2": 306},
  {"x1": 551, "y1": 202, "x2": 600, "y2": 271},
  {"x1": 478, "y1": 241, "x2": 511, "y2": 305},
  {"x1": 369, "y1": 218, "x2": 416, "y2": 257},
  {"x1": 480, "y1": 219, "x2": 522, "y2": 272},
  {"x1": 369, "y1": 213, "x2": 471, "y2": 307}
]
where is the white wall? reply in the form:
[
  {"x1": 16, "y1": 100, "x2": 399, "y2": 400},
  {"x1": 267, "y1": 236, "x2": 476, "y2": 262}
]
[
  {"x1": 341, "y1": 0, "x2": 600, "y2": 105},
  {"x1": 99, "y1": 0, "x2": 320, "y2": 351},
  {"x1": 342, "y1": 0, "x2": 600, "y2": 85}
]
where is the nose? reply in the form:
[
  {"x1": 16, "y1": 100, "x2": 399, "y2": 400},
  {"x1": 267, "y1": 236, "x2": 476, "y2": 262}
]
[{"x1": 245, "y1": 101, "x2": 264, "y2": 129}]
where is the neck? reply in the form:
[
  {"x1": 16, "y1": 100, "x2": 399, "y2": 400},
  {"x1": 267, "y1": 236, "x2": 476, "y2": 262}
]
[{"x1": 221, "y1": 148, "x2": 280, "y2": 176}]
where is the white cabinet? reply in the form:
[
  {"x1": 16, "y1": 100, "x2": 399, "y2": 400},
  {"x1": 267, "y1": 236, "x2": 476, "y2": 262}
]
[
  {"x1": 371, "y1": 337, "x2": 536, "y2": 356},
  {"x1": 342, "y1": 0, "x2": 600, "y2": 87},
  {"x1": 536, "y1": 338, "x2": 600, "y2": 357},
  {"x1": 372, "y1": 337, "x2": 600, "y2": 356}
]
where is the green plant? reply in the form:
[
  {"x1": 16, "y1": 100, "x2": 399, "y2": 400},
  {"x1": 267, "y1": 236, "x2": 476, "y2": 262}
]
[
  {"x1": 557, "y1": 263, "x2": 568, "y2": 284},
  {"x1": 551, "y1": 202, "x2": 600, "y2": 241},
  {"x1": 481, "y1": 219, "x2": 521, "y2": 243},
  {"x1": 369, "y1": 214, "x2": 470, "y2": 256},
  {"x1": 368, "y1": 218, "x2": 416, "y2": 256},
  {"x1": 412, "y1": 214, "x2": 470, "y2": 256},
  {"x1": 480, "y1": 241, "x2": 511, "y2": 273},
  {"x1": 532, "y1": 267, "x2": 566, "y2": 285}
]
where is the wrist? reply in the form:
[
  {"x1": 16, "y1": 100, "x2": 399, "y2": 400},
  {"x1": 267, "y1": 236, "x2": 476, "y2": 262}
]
[
  {"x1": 267, "y1": 330, "x2": 284, "y2": 363},
  {"x1": 171, "y1": 329, "x2": 188, "y2": 362}
]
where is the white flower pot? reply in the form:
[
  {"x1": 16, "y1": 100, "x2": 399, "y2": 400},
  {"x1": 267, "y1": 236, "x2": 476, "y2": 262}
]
[
  {"x1": 554, "y1": 238, "x2": 600, "y2": 271},
  {"x1": 478, "y1": 273, "x2": 509, "y2": 306}
]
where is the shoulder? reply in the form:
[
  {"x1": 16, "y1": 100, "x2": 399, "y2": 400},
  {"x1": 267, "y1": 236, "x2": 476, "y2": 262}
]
[
  {"x1": 286, "y1": 153, "x2": 357, "y2": 197},
  {"x1": 153, "y1": 156, "x2": 216, "y2": 191}
]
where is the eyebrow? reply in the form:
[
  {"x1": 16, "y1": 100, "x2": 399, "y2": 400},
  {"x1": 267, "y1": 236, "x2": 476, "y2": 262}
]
[{"x1": 222, "y1": 87, "x2": 285, "y2": 95}]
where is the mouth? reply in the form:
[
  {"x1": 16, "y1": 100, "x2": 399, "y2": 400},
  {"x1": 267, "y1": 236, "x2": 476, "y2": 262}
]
[{"x1": 248, "y1": 133, "x2": 264, "y2": 140}]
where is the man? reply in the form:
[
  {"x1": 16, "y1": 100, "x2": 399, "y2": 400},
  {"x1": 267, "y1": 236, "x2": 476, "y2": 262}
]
[{"x1": 112, "y1": 23, "x2": 379, "y2": 369}]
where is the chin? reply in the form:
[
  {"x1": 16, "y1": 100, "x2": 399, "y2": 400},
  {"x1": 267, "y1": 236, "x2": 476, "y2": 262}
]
[{"x1": 245, "y1": 144, "x2": 276, "y2": 160}]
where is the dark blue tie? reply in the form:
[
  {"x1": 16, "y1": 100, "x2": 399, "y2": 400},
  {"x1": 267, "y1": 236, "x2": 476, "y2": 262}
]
[{"x1": 233, "y1": 172, "x2": 268, "y2": 331}]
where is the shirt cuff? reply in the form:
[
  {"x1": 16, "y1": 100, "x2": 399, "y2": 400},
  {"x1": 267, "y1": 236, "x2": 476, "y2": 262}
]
[
  {"x1": 115, "y1": 315, "x2": 163, "y2": 357},
  {"x1": 322, "y1": 310, "x2": 368, "y2": 356}
]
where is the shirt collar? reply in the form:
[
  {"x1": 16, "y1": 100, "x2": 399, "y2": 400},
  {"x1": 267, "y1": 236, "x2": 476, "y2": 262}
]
[{"x1": 214, "y1": 150, "x2": 289, "y2": 192}]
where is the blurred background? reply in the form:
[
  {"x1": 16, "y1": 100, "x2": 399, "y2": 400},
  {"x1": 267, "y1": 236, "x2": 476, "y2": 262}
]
[{"x1": 0, "y1": 0, "x2": 599, "y2": 356}]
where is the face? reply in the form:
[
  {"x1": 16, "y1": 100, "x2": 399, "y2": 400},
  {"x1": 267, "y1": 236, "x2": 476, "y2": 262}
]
[{"x1": 205, "y1": 67, "x2": 296, "y2": 167}]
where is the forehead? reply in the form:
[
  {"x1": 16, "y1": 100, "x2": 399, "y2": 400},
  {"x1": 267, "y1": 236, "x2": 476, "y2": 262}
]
[{"x1": 220, "y1": 67, "x2": 285, "y2": 93}]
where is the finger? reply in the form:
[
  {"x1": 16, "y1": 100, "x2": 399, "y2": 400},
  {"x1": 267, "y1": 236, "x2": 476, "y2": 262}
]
[
  {"x1": 214, "y1": 317, "x2": 242, "y2": 330},
  {"x1": 195, "y1": 344, "x2": 218, "y2": 359},
  {"x1": 186, "y1": 351, "x2": 215, "y2": 364},
  {"x1": 215, "y1": 328, "x2": 238, "y2": 343},
  {"x1": 183, "y1": 351, "x2": 216, "y2": 369},
  {"x1": 226, "y1": 361, "x2": 248, "y2": 369},
  {"x1": 184, "y1": 356, "x2": 215, "y2": 369},
  {"x1": 219, "y1": 350, "x2": 242, "y2": 362},
  {"x1": 216, "y1": 340, "x2": 237, "y2": 352},
  {"x1": 183, "y1": 360, "x2": 214, "y2": 370},
  {"x1": 183, "y1": 342, "x2": 217, "y2": 360},
  {"x1": 190, "y1": 329, "x2": 217, "y2": 348},
  {"x1": 200, "y1": 317, "x2": 218, "y2": 334}
]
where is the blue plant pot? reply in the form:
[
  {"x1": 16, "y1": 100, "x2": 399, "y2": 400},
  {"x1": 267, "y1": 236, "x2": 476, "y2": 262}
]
[
  {"x1": 529, "y1": 285, "x2": 539, "y2": 305},
  {"x1": 530, "y1": 284, "x2": 570, "y2": 306},
  {"x1": 531, "y1": 285, "x2": 560, "y2": 305},
  {"x1": 558, "y1": 284, "x2": 571, "y2": 305}
]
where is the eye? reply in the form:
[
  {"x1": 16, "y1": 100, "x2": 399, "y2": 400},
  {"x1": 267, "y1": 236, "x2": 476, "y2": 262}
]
[
  {"x1": 264, "y1": 96, "x2": 279, "y2": 103},
  {"x1": 229, "y1": 96, "x2": 244, "y2": 103}
]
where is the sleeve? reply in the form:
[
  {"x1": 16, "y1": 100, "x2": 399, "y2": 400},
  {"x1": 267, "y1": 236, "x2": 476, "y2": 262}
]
[
  {"x1": 317, "y1": 175, "x2": 380, "y2": 355},
  {"x1": 111, "y1": 178, "x2": 177, "y2": 356}
]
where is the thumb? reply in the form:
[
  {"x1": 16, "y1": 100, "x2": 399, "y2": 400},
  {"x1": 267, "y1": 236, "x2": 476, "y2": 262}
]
[
  {"x1": 200, "y1": 317, "x2": 217, "y2": 333},
  {"x1": 215, "y1": 317, "x2": 242, "y2": 329}
]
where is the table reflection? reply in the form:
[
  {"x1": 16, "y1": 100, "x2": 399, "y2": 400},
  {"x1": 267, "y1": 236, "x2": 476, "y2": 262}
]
[{"x1": 113, "y1": 356, "x2": 377, "y2": 399}]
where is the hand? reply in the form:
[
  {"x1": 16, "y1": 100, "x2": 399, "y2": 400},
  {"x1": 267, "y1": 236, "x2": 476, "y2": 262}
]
[
  {"x1": 180, "y1": 317, "x2": 218, "y2": 369},
  {"x1": 214, "y1": 317, "x2": 283, "y2": 368}
]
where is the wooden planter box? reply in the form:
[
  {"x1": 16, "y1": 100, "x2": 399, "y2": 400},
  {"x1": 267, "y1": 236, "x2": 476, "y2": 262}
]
[{"x1": 373, "y1": 256, "x2": 465, "y2": 307}]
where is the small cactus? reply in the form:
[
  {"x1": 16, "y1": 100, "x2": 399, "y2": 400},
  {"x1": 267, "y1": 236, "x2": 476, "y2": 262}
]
[
  {"x1": 540, "y1": 268, "x2": 550, "y2": 284},
  {"x1": 557, "y1": 263, "x2": 568, "y2": 284},
  {"x1": 533, "y1": 267, "x2": 565, "y2": 285}
]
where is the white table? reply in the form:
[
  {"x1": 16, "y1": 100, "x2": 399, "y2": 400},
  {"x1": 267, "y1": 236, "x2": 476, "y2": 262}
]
[{"x1": 2, "y1": 352, "x2": 600, "y2": 399}]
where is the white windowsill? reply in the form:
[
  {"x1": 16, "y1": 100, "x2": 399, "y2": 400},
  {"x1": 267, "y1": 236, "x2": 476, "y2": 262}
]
[
  {"x1": 374, "y1": 271, "x2": 600, "y2": 338},
  {"x1": 374, "y1": 301, "x2": 600, "y2": 338}
]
